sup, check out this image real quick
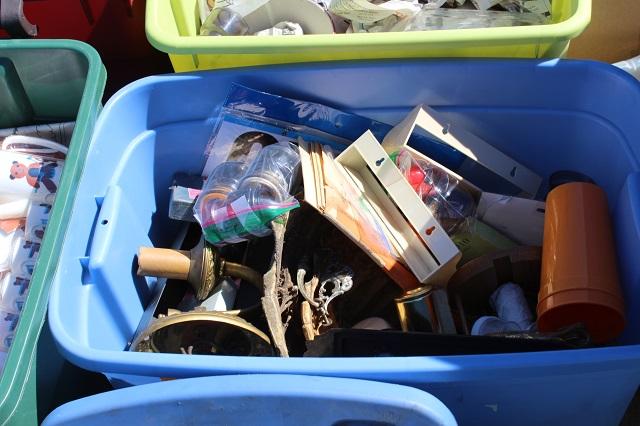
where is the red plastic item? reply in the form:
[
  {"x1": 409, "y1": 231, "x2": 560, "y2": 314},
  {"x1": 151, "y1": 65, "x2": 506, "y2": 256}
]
[
  {"x1": 407, "y1": 163, "x2": 426, "y2": 190},
  {"x1": 0, "y1": 0, "x2": 170, "y2": 96}
]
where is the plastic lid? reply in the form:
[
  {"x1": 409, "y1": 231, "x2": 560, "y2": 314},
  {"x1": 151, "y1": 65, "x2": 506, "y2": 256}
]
[{"x1": 43, "y1": 375, "x2": 457, "y2": 426}]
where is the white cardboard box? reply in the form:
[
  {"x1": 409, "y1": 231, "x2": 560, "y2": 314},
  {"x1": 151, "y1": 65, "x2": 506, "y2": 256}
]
[
  {"x1": 476, "y1": 192, "x2": 545, "y2": 246},
  {"x1": 336, "y1": 131, "x2": 461, "y2": 285},
  {"x1": 380, "y1": 106, "x2": 545, "y2": 249}
]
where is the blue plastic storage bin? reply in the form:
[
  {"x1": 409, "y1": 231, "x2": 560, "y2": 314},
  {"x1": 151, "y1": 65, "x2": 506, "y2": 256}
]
[
  {"x1": 48, "y1": 59, "x2": 640, "y2": 426},
  {"x1": 42, "y1": 374, "x2": 457, "y2": 425}
]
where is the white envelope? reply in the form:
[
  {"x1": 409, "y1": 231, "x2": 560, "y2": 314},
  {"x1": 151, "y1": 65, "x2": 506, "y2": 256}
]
[{"x1": 476, "y1": 192, "x2": 545, "y2": 246}]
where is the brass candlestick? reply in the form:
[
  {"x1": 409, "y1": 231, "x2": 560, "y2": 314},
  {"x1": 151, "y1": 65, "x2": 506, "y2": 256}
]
[
  {"x1": 137, "y1": 237, "x2": 263, "y2": 301},
  {"x1": 131, "y1": 310, "x2": 273, "y2": 356}
]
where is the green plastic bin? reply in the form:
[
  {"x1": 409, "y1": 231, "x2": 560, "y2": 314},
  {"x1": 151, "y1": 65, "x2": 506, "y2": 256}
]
[
  {"x1": 0, "y1": 40, "x2": 105, "y2": 426},
  {"x1": 146, "y1": 0, "x2": 591, "y2": 72}
]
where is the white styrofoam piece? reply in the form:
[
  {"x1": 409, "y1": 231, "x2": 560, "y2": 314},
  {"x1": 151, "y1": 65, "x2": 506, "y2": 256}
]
[{"x1": 476, "y1": 192, "x2": 545, "y2": 246}]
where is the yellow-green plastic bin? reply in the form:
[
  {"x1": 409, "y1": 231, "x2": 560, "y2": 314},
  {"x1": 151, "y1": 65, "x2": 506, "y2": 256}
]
[{"x1": 146, "y1": 0, "x2": 591, "y2": 72}]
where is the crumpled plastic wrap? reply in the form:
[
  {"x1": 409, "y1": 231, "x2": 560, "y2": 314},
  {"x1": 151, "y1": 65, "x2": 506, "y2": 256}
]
[
  {"x1": 463, "y1": 0, "x2": 551, "y2": 13},
  {"x1": 498, "y1": 0, "x2": 551, "y2": 15},
  {"x1": 424, "y1": 0, "x2": 450, "y2": 8},
  {"x1": 199, "y1": 0, "x2": 551, "y2": 35},
  {"x1": 402, "y1": 7, "x2": 549, "y2": 32},
  {"x1": 200, "y1": 7, "x2": 251, "y2": 36},
  {"x1": 339, "y1": 0, "x2": 550, "y2": 33},
  {"x1": 254, "y1": 21, "x2": 304, "y2": 35},
  {"x1": 614, "y1": 54, "x2": 640, "y2": 81},
  {"x1": 330, "y1": 0, "x2": 421, "y2": 33},
  {"x1": 394, "y1": 149, "x2": 476, "y2": 235}
]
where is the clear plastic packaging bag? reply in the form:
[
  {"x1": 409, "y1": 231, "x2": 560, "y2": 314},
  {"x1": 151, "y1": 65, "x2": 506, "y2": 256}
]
[
  {"x1": 425, "y1": 0, "x2": 467, "y2": 7},
  {"x1": 498, "y1": 0, "x2": 551, "y2": 15},
  {"x1": 350, "y1": 14, "x2": 414, "y2": 33},
  {"x1": 203, "y1": 84, "x2": 465, "y2": 176},
  {"x1": 337, "y1": 0, "x2": 421, "y2": 33},
  {"x1": 200, "y1": 7, "x2": 251, "y2": 36},
  {"x1": 194, "y1": 142, "x2": 301, "y2": 245},
  {"x1": 403, "y1": 7, "x2": 549, "y2": 31},
  {"x1": 614, "y1": 54, "x2": 640, "y2": 81},
  {"x1": 394, "y1": 149, "x2": 476, "y2": 235},
  {"x1": 194, "y1": 161, "x2": 248, "y2": 228},
  {"x1": 202, "y1": 84, "x2": 356, "y2": 177},
  {"x1": 470, "y1": 0, "x2": 501, "y2": 9},
  {"x1": 424, "y1": 0, "x2": 449, "y2": 8},
  {"x1": 329, "y1": 0, "x2": 420, "y2": 26}
]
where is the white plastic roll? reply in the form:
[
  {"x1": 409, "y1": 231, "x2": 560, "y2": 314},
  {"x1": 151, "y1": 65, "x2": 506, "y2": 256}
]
[
  {"x1": 614, "y1": 55, "x2": 640, "y2": 81},
  {"x1": 490, "y1": 282, "x2": 534, "y2": 330}
]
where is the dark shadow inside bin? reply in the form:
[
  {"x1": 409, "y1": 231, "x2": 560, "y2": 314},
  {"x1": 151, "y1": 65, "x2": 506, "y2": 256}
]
[
  {"x1": 0, "y1": 48, "x2": 88, "y2": 126},
  {"x1": 447, "y1": 247, "x2": 541, "y2": 335}
]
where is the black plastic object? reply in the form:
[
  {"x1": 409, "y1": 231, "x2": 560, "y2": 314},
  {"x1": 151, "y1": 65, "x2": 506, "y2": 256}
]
[
  {"x1": 305, "y1": 329, "x2": 587, "y2": 357},
  {"x1": 548, "y1": 170, "x2": 595, "y2": 192},
  {"x1": 491, "y1": 323, "x2": 591, "y2": 348},
  {"x1": 0, "y1": 56, "x2": 34, "y2": 128},
  {"x1": 0, "y1": 0, "x2": 38, "y2": 38}
]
